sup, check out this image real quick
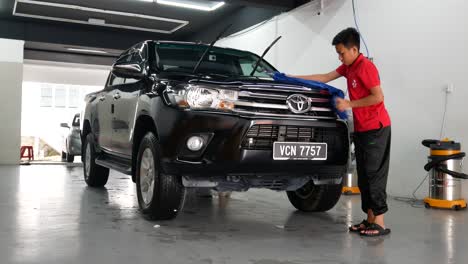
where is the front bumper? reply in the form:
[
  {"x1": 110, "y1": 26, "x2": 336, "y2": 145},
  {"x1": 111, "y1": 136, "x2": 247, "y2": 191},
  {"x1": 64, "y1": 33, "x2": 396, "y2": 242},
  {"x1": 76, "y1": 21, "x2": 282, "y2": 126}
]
[{"x1": 156, "y1": 107, "x2": 350, "y2": 179}]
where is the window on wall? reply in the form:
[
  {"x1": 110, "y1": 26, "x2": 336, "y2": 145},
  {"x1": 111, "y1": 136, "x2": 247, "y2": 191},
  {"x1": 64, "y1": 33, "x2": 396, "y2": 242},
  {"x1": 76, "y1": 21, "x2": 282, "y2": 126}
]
[
  {"x1": 37, "y1": 83, "x2": 100, "y2": 109},
  {"x1": 40, "y1": 86, "x2": 53, "y2": 107},
  {"x1": 69, "y1": 87, "x2": 80, "y2": 108},
  {"x1": 55, "y1": 87, "x2": 66, "y2": 108},
  {"x1": 22, "y1": 82, "x2": 103, "y2": 162}
]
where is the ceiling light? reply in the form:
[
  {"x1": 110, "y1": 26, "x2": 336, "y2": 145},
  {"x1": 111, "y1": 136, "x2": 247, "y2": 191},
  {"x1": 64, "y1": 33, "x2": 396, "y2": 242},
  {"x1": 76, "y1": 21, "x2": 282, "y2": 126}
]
[
  {"x1": 67, "y1": 48, "x2": 108, "y2": 54},
  {"x1": 88, "y1": 18, "x2": 106, "y2": 25},
  {"x1": 156, "y1": 0, "x2": 225, "y2": 11}
]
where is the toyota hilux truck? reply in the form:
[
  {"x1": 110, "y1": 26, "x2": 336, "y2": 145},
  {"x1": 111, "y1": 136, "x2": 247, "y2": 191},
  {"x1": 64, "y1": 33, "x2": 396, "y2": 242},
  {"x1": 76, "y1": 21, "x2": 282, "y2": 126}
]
[{"x1": 81, "y1": 40, "x2": 349, "y2": 220}]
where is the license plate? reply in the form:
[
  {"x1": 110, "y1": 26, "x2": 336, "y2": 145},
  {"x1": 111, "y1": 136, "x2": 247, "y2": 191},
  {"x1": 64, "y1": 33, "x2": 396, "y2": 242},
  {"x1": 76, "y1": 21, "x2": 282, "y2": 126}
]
[{"x1": 273, "y1": 142, "x2": 327, "y2": 160}]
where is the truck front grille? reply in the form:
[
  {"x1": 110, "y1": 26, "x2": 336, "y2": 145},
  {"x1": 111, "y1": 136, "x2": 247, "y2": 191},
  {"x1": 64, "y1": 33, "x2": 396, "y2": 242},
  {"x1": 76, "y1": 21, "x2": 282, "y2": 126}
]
[{"x1": 232, "y1": 84, "x2": 337, "y2": 119}]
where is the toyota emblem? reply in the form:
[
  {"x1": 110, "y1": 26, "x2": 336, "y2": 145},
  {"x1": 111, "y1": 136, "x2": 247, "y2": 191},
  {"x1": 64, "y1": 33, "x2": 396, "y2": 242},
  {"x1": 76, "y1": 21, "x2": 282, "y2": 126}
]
[{"x1": 286, "y1": 94, "x2": 311, "y2": 114}]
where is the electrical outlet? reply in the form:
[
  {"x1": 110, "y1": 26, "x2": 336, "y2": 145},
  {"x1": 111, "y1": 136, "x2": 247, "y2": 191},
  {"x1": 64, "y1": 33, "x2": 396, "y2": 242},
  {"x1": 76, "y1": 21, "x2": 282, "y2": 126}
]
[{"x1": 446, "y1": 83, "x2": 454, "y2": 93}]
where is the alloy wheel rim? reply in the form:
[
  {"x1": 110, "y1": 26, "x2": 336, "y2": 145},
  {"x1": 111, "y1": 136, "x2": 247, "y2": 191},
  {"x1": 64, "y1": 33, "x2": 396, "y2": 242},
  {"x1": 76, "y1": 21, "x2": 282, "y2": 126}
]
[{"x1": 140, "y1": 148, "x2": 155, "y2": 206}]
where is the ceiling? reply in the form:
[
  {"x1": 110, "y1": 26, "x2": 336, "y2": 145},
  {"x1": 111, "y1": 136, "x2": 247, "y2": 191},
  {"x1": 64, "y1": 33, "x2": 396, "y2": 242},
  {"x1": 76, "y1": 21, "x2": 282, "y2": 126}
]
[{"x1": 0, "y1": 0, "x2": 311, "y2": 64}]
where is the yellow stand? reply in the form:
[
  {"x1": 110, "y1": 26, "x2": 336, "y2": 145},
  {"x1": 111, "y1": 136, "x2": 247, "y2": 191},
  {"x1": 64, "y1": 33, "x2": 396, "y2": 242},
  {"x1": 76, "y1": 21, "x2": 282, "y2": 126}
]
[
  {"x1": 342, "y1": 186, "x2": 360, "y2": 195},
  {"x1": 424, "y1": 197, "x2": 467, "y2": 210}
]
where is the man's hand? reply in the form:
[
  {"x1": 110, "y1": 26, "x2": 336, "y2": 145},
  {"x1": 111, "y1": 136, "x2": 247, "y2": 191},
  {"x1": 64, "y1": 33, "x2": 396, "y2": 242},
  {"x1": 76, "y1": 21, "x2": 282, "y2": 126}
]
[
  {"x1": 336, "y1": 98, "x2": 352, "y2": 112},
  {"x1": 340, "y1": 86, "x2": 384, "y2": 109},
  {"x1": 290, "y1": 71, "x2": 341, "y2": 83}
]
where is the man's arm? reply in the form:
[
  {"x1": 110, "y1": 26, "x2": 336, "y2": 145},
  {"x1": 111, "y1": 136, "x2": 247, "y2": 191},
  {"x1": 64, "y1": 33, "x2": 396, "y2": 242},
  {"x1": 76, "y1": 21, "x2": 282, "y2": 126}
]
[
  {"x1": 336, "y1": 85, "x2": 384, "y2": 111},
  {"x1": 291, "y1": 70, "x2": 341, "y2": 83}
]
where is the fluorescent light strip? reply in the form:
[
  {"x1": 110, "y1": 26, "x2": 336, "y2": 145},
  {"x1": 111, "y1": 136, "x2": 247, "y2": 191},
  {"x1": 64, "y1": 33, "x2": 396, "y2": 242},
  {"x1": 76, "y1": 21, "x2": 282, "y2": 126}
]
[
  {"x1": 14, "y1": 0, "x2": 189, "y2": 34},
  {"x1": 67, "y1": 48, "x2": 108, "y2": 54},
  {"x1": 156, "y1": 0, "x2": 225, "y2": 11}
]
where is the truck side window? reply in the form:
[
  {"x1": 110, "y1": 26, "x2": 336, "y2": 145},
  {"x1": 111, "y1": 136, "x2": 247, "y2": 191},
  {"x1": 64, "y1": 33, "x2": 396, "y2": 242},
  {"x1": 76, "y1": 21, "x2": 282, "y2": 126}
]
[
  {"x1": 72, "y1": 114, "x2": 80, "y2": 127},
  {"x1": 124, "y1": 43, "x2": 148, "y2": 84},
  {"x1": 124, "y1": 52, "x2": 143, "y2": 85},
  {"x1": 108, "y1": 73, "x2": 125, "y2": 86}
]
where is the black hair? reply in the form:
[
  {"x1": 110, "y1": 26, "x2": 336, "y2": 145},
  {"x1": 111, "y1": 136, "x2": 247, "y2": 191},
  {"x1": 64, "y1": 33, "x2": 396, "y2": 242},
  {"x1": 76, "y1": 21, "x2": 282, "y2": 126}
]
[{"x1": 332, "y1": 27, "x2": 360, "y2": 50}]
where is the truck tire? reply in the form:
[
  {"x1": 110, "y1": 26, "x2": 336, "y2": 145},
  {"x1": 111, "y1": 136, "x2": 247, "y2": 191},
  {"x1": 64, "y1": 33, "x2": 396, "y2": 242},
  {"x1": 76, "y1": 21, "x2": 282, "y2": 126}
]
[
  {"x1": 83, "y1": 133, "x2": 109, "y2": 187},
  {"x1": 66, "y1": 153, "x2": 75, "y2": 163},
  {"x1": 136, "y1": 132, "x2": 185, "y2": 220},
  {"x1": 287, "y1": 180, "x2": 342, "y2": 212}
]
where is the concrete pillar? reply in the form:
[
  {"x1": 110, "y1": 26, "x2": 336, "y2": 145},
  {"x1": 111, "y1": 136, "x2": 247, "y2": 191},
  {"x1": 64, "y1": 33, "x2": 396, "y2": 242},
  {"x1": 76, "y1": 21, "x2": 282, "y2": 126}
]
[{"x1": 0, "y1": 38, "x2": 24, "y2": 164}]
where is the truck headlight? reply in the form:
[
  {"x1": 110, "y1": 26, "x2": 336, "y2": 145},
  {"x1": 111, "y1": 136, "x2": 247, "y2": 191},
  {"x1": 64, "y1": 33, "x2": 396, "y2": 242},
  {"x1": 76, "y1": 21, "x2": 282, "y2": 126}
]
[
  {"x1": 167, "y1": 85, "x2": 238, "y2": 111},
  {"x1": 186, "y1": 87, "x2": 218, "y2": 108}
]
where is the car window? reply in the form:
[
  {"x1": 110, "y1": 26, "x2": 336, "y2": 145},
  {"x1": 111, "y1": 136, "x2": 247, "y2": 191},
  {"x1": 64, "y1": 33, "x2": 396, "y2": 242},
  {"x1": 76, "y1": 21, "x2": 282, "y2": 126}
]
[
  {"x1": 122, "y1": 43, "x2": 146, "y2": 65},
  {"x1": 155, "y1": 43, "x2": 276, "y2": 77},
  {"x1": 108, "y1": 73, "x2": 125, "y2": 86},
  {"x1": 116, "y1": 53, "x2": 132, "y2": 64},
  {"x1": 124, "y1": 77, "x2": 139, "y2": 85},
  {"x1": 125, "y1": 51, "x2": 144, "y2": 85},
  {"x1": 239, "y1": 58, "x2": 271, "y2": 77},
  {"x1": 111, "y1": 43, "x2": 147, "y2": 85},
  {"x1": 72, "y1": 114, "x2": 80, "y2": 127}
]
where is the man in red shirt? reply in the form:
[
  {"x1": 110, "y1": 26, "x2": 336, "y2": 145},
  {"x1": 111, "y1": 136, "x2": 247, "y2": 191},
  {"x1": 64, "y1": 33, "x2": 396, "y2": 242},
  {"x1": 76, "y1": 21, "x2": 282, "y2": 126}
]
[{"x1": 293, "y1": 28, "x2": 391, "y2": 236}]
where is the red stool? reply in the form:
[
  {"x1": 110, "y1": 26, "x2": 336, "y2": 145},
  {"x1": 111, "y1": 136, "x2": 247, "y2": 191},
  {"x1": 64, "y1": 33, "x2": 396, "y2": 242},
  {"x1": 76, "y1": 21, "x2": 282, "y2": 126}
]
[{"x1": 20, "y1": 146, "x2": 34, "y2": 161}]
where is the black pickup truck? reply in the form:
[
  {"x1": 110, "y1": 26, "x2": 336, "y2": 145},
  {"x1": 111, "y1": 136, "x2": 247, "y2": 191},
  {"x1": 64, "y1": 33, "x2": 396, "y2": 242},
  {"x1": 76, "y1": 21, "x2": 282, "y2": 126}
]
[{"x1": 81, "y1": 40, "x2": 349, "y2": 220}]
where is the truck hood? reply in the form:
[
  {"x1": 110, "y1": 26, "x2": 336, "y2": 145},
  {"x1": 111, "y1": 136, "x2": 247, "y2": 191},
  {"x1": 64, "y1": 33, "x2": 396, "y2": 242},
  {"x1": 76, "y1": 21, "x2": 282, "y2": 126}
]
[{"x1": 158, "y1": 72, "x2": 330, "y2": 94}]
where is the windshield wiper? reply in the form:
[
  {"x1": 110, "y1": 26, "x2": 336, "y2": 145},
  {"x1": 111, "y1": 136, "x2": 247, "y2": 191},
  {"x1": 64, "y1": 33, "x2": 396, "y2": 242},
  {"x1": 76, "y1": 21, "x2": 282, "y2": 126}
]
[
  {"x1": 192, "y1": 24, "x2": 233, "y2": 74},
  {"x1": 250, "y1": 36, "x2": 282, "y2": 76}
]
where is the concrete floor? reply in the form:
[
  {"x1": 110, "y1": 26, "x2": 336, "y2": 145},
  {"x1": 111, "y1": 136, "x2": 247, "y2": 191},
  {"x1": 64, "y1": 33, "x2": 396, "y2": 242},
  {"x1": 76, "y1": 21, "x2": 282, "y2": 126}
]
[{"x1": 0, "y1": 165, "x2": 467, "y2": 264}]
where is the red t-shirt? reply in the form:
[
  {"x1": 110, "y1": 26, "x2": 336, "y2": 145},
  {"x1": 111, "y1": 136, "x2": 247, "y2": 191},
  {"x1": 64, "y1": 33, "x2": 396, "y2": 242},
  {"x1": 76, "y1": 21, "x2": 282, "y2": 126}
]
[{"x1": 336, "y1": 54, "x2": 391, "y2": 132}]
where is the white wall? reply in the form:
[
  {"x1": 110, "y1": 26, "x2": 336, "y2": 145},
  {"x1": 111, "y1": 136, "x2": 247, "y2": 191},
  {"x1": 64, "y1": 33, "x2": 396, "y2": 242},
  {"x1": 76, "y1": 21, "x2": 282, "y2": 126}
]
[
  {"x1": 23, "y1": 60, "x2": 110, "y2": 86},
  {"x1": 0, "y1": 38, "x2": 24, "y2": 165},
  {"x1": 217, "y1": 0, "x2": 468, "y2": 198}
]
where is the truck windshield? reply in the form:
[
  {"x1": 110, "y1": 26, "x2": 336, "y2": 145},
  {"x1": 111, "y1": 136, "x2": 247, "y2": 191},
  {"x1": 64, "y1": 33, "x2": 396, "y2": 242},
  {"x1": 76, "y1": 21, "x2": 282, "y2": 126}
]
[{"x1": 155, "y1": 43, "x2": 277, "y2": 77}]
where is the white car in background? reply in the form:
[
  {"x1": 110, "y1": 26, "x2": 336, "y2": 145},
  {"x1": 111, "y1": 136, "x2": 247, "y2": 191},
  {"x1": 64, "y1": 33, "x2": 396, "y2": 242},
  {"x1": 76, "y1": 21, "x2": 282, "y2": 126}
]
[{"x1": 60, "y1": 113, "x2": 81, "y2": 162}]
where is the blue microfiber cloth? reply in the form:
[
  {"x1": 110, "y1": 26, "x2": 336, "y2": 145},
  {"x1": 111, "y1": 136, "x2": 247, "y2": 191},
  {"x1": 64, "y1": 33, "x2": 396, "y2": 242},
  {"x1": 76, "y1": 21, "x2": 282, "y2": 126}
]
[{"x1": 272, "y1": 72, "x2": 347, "y2": 119}]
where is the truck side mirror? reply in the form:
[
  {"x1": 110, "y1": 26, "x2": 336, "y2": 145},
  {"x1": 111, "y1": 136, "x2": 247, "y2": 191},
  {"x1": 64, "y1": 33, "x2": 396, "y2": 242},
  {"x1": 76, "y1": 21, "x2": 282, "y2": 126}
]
[{"x1": 112, "y1": 62, "x2": 145, "y2": 79}]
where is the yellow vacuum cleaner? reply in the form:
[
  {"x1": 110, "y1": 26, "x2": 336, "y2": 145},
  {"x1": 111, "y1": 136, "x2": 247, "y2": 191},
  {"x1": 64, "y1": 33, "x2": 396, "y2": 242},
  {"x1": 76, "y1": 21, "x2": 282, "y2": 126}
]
[
  {"x1": 422, "y1": 139, "x2": 468, "y2": 210},
  {"x1": 342, "y1": 172, "x2": 360, "y2": 194},
  {"x1": 343, "y1": 140, "x2": 360, "y2": 195}
]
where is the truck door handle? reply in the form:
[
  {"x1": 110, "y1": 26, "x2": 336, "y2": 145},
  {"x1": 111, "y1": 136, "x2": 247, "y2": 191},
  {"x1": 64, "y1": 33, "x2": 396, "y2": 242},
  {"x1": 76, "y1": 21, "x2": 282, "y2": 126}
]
[
  {"x1": 113, "y1": 93, "x2": 121, "y2": 100},
  {"x1": 111, "y1": 104, "x2": 115, "y2": 114},
  {"x1": 99, "y1": 95, "x2": 106, "y2": 101}
]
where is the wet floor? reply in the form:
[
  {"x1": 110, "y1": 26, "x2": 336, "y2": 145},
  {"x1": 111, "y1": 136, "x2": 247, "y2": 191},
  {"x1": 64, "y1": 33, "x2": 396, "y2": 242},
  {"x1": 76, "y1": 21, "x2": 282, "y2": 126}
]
[{"x1": 0, "y1": 165, "x2": 466, "y2": 264}]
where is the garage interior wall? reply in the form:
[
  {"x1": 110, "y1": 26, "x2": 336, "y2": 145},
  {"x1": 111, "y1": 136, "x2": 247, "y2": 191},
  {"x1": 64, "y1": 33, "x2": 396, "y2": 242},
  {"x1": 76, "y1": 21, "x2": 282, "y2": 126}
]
[
  {"x1": 0, "y1": 38, "x2": 24, "y2": 165},
  {"x1": 23, "y1": 61, "x2": 110, "y2": 86},
  {"x1": 217, "y1": 0, "x2": 468, "y2": 198}
]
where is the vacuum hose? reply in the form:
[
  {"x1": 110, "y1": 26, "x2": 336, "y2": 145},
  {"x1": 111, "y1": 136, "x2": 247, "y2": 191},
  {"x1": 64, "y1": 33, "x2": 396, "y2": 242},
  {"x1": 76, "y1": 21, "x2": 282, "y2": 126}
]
[{"x1": 423, "y1": 151, "x2": 468, "y2": 180}]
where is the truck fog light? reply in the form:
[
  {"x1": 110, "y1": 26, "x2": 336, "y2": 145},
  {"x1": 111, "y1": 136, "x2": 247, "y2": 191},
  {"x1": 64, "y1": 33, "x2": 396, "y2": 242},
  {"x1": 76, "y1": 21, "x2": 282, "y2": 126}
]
[{"x1": 187, "y1": 136, "x2": 204, "y2": 151}]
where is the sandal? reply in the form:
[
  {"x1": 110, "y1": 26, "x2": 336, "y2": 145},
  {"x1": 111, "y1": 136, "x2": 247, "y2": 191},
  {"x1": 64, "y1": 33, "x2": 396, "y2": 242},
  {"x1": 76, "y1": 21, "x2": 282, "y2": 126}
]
[
  {"x1": 348, "y1": 220, "x2": 370, "y2": 232},
  {"x1": 360, "y1": 223, "x2": 391, "y2": 237}
]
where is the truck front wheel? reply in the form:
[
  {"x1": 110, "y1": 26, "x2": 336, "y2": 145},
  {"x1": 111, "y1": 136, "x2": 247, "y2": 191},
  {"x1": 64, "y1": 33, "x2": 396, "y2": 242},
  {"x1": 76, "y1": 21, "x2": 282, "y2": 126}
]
[
  {"x1": 83, "y1": 133, "x2": 109, "y2": 187},
  {"x1": 136, "y1": 132, "x2": 185, "y2": 220},
  {"x1": 287, "y1": 180, "x2": 342, "y2": 212}
]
